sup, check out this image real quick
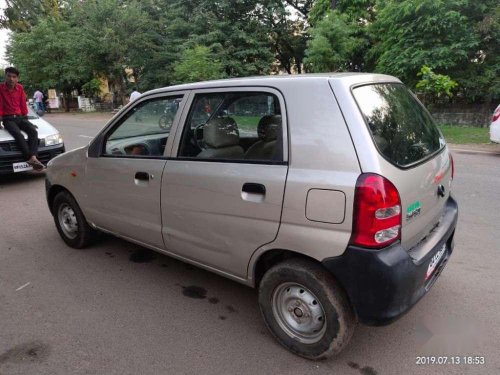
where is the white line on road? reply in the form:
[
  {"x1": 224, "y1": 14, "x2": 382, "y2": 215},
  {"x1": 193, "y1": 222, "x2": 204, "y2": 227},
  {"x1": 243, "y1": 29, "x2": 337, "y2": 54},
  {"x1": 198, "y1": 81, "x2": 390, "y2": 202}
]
[
  {"x1": 78, "y1": 135, "x2": 94, "y2": 139},
  {"x1": 16, "y1": 282, "x2": 31, "y2": 291}
]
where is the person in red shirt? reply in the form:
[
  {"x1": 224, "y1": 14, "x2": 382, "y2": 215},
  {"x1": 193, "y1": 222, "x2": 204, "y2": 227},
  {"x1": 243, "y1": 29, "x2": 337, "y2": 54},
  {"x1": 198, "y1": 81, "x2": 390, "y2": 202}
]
[{"x1": 0, "y1": 67, "x2": 45, "y2": 170}]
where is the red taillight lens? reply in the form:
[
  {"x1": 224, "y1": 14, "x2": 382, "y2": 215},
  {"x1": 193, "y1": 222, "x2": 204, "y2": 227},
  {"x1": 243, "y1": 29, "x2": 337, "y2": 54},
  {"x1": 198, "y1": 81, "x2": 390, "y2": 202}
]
[
  {"x1": 449, "y1": 153, "x2": 454, "y2": 180},
  {"x1": 350, "y1": 174, "x2": 402, "y2": 249},
  {"x1": 492, "y1": 108, "x2": 500, "y2": 122}
]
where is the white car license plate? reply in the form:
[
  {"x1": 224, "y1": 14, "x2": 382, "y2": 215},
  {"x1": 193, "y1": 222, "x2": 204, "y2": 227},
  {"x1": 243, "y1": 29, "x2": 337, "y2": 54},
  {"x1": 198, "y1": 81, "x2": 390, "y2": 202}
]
[
  {"x1": 12, "y1": 162, "x2": 33, "y2": 173},
  {"x1": 425, "y1": 243, "x2": 447, "y2": 280}
]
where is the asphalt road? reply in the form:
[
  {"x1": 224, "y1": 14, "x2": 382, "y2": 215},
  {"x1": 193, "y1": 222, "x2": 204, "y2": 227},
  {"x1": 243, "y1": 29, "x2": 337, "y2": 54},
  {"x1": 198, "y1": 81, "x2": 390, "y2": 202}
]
[{"x1": 1, "y1": 113, "x2": 499, "y2": 375}]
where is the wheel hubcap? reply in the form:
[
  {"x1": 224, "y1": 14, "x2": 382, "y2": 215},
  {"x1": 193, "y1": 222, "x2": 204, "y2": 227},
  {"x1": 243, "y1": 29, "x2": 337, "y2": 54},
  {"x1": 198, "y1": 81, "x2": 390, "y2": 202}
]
[
  {"x1": 58, "y1": 204, "x2": 78, "y2": 239},
  {"x1": 271, "y1": 282, "x2": 326, "y2": 344}
]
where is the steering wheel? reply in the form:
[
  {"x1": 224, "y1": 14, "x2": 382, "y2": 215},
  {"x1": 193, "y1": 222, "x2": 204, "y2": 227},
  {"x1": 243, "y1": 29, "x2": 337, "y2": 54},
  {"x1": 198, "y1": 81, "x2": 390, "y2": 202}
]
[{"x1": 193, "y1": 123, "x2": 207, "y2": 150}]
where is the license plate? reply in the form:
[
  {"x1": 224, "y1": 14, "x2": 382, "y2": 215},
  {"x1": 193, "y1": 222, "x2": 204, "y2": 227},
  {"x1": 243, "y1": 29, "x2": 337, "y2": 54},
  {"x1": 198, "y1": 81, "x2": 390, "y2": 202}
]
[
  {"x1": 425, "y1": 243, "x2": 447, "y2": 280},
  {"x1": 12, "y1": 162, "x2": 33, "y2": 173}
]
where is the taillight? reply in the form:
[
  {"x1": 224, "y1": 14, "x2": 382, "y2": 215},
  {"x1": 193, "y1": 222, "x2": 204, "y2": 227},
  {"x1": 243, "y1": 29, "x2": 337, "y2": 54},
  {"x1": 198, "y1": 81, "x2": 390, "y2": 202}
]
[
  {"x1": 449, "y1": 153, "x2": 454, "y2": 180},
  {"x1": 350, "y1": 173, "x2": 402, "y2": 249},
  {"x1": 492, "y1": 107, "x2": 500, "y2": 122}
]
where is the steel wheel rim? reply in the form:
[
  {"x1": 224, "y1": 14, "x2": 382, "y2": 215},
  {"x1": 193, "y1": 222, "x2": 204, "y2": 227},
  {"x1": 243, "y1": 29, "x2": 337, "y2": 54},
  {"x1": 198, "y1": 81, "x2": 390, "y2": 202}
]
[
  {"x1": 271, "y1": 282, "x2": 327, "y2": 344},
  {"x1": 58, "y1": 203, "x2": 78, "y2": 239}
]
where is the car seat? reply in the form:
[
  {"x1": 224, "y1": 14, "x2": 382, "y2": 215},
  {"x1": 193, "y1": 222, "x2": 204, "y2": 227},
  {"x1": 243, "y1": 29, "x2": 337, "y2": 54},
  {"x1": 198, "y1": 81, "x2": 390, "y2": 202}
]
[
  {"x1": 196, "y1": 117, "x2": 244, "y2": 159},
  {"x1": 244, "y1": 115, "x2": 281, "y2": 160}
]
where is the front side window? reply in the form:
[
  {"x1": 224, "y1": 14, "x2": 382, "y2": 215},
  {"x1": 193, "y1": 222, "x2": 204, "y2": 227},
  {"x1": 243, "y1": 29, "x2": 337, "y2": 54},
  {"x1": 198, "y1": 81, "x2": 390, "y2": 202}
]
[
  {"x1": 352, "y1": 84, "x2": 445, "y2": 167},
  {"x1": 178, "y1": 92, "x2": 283, "y2": 162},
  {"x1": 104, "y1": 96, "x2": 182, "y2": 157}
]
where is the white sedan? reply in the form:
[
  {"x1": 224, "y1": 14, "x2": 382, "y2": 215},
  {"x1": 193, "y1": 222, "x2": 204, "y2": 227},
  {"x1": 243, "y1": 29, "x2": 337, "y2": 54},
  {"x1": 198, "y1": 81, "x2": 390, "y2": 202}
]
[{"x1": 0, "y1": 108, "x2": 65, "y2": 174}]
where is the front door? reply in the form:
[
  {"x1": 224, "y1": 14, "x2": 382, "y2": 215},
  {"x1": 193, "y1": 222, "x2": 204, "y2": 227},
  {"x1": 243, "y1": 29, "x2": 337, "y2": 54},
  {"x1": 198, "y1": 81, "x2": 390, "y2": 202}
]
[
  {"x1": 84, "y1": 94, "x2": 185, "y2": 249},
  {"x1": 162, "y1": 88, "x2": 288, "y2": 278}
]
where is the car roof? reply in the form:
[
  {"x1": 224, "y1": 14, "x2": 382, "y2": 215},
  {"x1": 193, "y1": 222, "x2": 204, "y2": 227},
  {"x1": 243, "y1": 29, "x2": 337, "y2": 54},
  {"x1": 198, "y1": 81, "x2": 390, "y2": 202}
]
[{"x1": 143, "y1": 73, "x2": 401, "y2": 96}]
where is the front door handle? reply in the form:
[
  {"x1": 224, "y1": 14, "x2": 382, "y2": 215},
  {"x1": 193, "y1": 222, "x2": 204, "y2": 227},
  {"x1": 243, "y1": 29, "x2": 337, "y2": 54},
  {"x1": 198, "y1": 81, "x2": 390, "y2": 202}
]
[
  {"x1": 242, "y1": 183, "x2": 266, "y2": 195},
  {"x1": 135, "y1": 171, "x2": 150, "y2": 181}
]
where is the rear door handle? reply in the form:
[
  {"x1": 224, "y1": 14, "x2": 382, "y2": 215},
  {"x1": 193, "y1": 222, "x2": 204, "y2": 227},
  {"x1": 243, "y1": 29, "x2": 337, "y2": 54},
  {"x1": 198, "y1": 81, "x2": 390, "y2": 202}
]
[
  {"x1": 135, "y1": 171, "x2": 150, "y2": 181},
  {"x1": 242, "y1": 183, "x2": 266, "y2": 195}
]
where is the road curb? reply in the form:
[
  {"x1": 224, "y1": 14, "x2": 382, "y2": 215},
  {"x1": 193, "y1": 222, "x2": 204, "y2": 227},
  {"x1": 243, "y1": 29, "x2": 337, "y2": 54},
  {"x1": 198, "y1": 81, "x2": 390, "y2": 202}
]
[{"x1": 449, "y1": 147, "x2": 500, "y2": 155}]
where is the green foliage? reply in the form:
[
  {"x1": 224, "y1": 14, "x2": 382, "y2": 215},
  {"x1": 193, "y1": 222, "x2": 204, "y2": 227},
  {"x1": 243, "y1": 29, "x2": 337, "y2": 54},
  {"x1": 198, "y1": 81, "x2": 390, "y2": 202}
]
[
  {"x1": 82, "y1": 79, "x2": 102, "y2": 99},
  {"x1": 260, "y1": 1, "x2": 308, "y2": 73},
  {"x1": 305, "y1": 1, "x2": 375, "y2": 73},
  {"x1": 416, "y1": 66, "x2": 458, "y2": 101},
  {"x1": 191, "y1": 0, "x2": 275, "y2": 77},
  {"x1": 304, "y1": 11, "x2": 362, "y2": 72},
  {"x1": 0, "y1": 0, "x2": 61, "y2": 32},
  {"x1": 173, "y1": 45, "x2": 225, "y2": 83},
  {"x1": 68, "y1": 0, "x2": 154, "y2": 99},
  {"x1": 3, "y1": 0, "x2": 498, "y2": 105},
  {"x1": 370, "y1": 0, "x2": 477, "y2": 86},
  {"x1": 310, "y1": 0, "x2": 376, "y2": 23},
  {"x1": 7, "y1": 18, "x2": 92, "y2": 95},
  {"x1": 369, "y1": 0, "x2": 500, "y2": 102}
]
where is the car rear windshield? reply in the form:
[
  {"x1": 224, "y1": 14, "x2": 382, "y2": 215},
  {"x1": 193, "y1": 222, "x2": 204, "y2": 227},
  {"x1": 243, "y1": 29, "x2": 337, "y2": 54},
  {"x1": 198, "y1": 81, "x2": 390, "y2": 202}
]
[{"x1": 352, "y1": 83, "x2": 445, "y2": 167}]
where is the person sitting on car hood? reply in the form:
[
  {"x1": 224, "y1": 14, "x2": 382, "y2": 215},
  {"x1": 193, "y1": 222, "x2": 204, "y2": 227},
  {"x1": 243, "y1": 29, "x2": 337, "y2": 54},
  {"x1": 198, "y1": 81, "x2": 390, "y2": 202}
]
[{"x1": 0, "y1": 67, "x2": 45, "y2": 171}]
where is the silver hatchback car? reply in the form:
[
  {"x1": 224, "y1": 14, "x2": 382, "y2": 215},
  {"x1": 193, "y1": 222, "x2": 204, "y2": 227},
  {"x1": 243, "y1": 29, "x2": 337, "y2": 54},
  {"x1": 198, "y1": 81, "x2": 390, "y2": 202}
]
[{"x1": 46, "y1": 74, "x2": 458, "y2": 359}]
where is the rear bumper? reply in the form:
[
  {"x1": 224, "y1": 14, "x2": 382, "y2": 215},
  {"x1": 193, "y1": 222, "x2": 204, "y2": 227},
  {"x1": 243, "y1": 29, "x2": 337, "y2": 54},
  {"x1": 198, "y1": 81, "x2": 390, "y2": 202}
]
[
  {"x1": 490, "y1": 123, "x2": 500, "y2": 143},
  {"x1": 0, "y1": 143, "x2": 65, "y2": 174},
  {"x1": 322, "y1": 196, "x2": 458, "y2": 326}
]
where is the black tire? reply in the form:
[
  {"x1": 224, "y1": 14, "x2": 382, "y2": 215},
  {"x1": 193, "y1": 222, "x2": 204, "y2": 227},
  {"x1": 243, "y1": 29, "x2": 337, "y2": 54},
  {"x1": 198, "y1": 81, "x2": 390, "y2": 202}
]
[
  {"x1": 258, "y1": 258, "x2": 356, "y2": 360},
  {"x1": 52, "y1": 191, "x2": 98, "y2": 249}
]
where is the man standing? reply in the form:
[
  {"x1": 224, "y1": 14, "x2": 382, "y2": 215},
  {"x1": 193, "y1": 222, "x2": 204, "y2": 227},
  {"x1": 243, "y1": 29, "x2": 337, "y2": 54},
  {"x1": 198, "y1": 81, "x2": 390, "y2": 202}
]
[
  {"x1": 130, "y1": 87, "x2": 141, "y2": 102},
  {"x1": 33, "y1": 88, "x2": 44, "y2": 112},
  {"x1": 0, "y1": 67, "x2": 45, "y2": 171}
]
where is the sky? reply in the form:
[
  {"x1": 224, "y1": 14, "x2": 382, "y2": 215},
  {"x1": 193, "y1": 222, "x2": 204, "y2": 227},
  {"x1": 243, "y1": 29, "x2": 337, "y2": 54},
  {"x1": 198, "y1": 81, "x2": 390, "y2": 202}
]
[{"x1": 0, "y1": 0, "x2": 9, "y2": 67}]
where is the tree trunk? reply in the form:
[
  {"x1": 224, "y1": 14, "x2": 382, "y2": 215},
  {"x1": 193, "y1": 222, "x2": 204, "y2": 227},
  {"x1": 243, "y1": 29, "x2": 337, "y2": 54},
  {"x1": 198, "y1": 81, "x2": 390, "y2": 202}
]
[
  {"x1": 64, "y1": 91, "x2": 71, "y2": 112},
  {"x1": 296, "y1": 58, "x2": 302, "y2": 74}
]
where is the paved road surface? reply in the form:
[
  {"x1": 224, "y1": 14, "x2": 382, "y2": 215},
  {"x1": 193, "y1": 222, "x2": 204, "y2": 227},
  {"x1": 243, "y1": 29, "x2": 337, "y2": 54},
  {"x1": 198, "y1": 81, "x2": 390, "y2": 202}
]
[{"x1": 0, "y1": 113, "x2": 499, "y2": 374}]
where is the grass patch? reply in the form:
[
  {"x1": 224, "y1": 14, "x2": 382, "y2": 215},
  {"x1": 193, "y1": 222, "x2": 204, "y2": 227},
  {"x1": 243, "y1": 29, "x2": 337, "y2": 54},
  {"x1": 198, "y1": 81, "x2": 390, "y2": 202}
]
[
  {"x1": 232, "y1": 115, "x2": 260, "y2": 132},
  {"x1": 438, "y1": 125, "x2": 490, "y2": 144}
]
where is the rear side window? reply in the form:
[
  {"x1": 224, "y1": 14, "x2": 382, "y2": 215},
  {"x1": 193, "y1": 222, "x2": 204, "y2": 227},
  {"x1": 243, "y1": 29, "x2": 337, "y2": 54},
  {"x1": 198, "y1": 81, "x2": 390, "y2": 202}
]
[{"x1": 352, "y1": 83, "x2": 445, "y2": 167}]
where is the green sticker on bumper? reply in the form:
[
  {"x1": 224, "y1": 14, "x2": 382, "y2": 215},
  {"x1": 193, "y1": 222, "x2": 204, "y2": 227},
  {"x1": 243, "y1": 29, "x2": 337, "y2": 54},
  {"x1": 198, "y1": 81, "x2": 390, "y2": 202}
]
[{"x1": 406, "y1": 201, "x2": 421, "y2": 221}]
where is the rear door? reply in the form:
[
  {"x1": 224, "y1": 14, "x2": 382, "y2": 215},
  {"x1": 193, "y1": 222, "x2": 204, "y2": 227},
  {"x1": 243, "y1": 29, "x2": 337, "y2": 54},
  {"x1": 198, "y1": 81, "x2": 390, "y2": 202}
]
[
  {"x1": 347, "y1": 82, "x2": 452, "y2": 250},
  {"x1": 161, "y1": 87, "x2": 288, "y2": 279}
]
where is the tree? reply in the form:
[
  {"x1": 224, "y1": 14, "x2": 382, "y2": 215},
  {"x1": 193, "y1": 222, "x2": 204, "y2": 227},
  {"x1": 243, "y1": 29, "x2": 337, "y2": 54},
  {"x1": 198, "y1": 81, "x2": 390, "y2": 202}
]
[
  {"x1": 7, "y1": 19, "x2": 92, "y2": 111},
  {"x1": 370, "y1": 1, "x2": 478, "y2": 86},
  {"x1": 260, "y1": 1, "x2": 308, "y2": 74},
  {"x1": 82, "y1": 78, "x2": 102, "y2": 100},
  {"x1": 191, "y1": 0, "x2": 275, "y2": 77},
  {"x1": 304, "y1": 11, "x2": 364, "y2": 72},
  {"x1": 68, "y1": 0, "x2": 155, "y2": 102},
  {"x1": 305, "y1": 0, "x2": 375, "y2": 73},
  {"x1": 0, "y1": 0, "x2": 62, "y2": 32},
  {"x1": 370, "y1": 0, "x2": 499, "y2": 102},
  {"x1": 416, "y1": 66, "x2": 458, "y2": 104},
  {"x1": 173, "y1": 45, "x2": 225, "y2": 83}
]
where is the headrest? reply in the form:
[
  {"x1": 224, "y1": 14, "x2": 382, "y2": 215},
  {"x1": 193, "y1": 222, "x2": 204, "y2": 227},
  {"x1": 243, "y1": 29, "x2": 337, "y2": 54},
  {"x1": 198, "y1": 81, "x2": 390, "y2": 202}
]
[
  {"x1": 203, "y1": 117, "x2": 240, "y2": 149},
  {"x1": 257, "y1": 115, "x2": 281, "y2": 141}
]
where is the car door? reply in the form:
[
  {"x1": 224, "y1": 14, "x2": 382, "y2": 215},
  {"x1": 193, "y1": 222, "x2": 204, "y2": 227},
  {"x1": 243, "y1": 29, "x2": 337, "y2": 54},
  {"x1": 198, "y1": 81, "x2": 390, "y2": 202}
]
[
  {"x1": 84, "y1": 93, "x2": 186, "y2": 249},
  {"x1": 162, "y1": 88, "x2": 288, "y2": 279}
]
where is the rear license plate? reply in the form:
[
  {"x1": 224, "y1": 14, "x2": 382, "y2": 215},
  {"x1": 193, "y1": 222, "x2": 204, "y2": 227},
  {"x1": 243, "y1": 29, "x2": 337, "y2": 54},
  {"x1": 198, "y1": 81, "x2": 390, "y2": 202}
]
[
  {"x1": 425, "y1": 243, "x2": 447, "y2": 280},
  {"x1": 12, "y1": 162, "x2": 33, "y2": 173}
]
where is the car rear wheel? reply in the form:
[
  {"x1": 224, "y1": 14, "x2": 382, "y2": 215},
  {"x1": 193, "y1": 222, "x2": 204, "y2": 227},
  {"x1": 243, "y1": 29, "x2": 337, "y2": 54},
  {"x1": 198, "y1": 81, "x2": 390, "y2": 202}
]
[
  {"x1": 52, "y1": 191, "x2": 98, "y2": 248},
  {"x1": 258, "y1": 258, "x2": 356, "y2": 359}
]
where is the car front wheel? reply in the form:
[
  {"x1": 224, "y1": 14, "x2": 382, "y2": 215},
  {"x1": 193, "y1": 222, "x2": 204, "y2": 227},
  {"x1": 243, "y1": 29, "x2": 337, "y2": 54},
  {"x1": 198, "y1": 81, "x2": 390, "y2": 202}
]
[
  {"x1": 258, "y1": 258, "x2": 356, "y2": 359},
  {"x1": 52, "y1": 191, "x2": 97, "y2": 249}
]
